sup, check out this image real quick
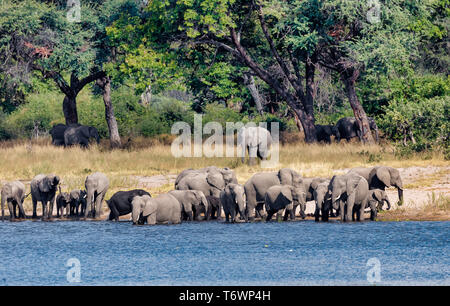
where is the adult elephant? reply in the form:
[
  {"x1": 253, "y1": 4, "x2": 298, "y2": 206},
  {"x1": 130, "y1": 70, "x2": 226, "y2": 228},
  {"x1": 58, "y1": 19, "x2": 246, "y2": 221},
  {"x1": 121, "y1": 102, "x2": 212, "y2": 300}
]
[
  {"x1": 131, "y1": 194, "x2": 182, "y2": 225},
  {"x1": 336, "y1": 117, "x2": 379, "y2": 143},
  {"x1": 237, "y1": 126, "x2": 272, "y2": 165},
  {"x1": 315, "y1": 125, "x2": 340, "y2": 143},
  {"x1": 49, "y1": 123, "x2": 80, "y2": 146},
  {"x1": 106, "y1": 189, "x2": 151, "y2": 221},
  {"x1": 220, "y1": 184, "x2": 247, "y2": 223},
  {"x1": 302, "y1": 177, "x2": 329, "y2": 202},
  {"x1": 168, "y1": 190, "x2": 209, "y2": 221},
  {"x1": 84, "y1": 172, "x2": 109, "y2": 219},
  {"x1": 1, "y1": 181, "x2": 27, "y2": 221},
  {"x1": 244, "y1": 168, "x2": 304, "y2": 221},
  {"x1": 348, "y1": 166, "x2": 403, "y2": 206},
  {"x1": 265, "y1": 184, "x2": 306, "y2": 221},
  {"x1": 64, "y1": 125, "x2": 100, "y2": 148},
  {"x1": 30, "y1": 174, "x2": 60, "y2": 220},
  {"x1": 175, "y1": 166, "x2": 237, "y2": 219},
  {"x1": 328, "y1": 173, "x2": 369, "y2": 222}
]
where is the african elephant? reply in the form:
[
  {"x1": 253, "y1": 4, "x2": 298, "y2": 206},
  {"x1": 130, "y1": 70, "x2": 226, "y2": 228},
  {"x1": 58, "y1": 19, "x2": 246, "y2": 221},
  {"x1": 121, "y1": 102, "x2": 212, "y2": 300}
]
[
  {"x1": 168, "y1": 190, "x2": 209, "y2": 221},
  {"x1": 206, "y1": 195, "x2": 221, "y2": 220},
  {"x1": 237, "y1": 126, "x2": 273, "y2": 165},
  {"x1": 348, "y1": 166, "x2": 403, "y2": 206},
  {"x1": 315, "y1": 125, "x2": 340, "y2": 143},
  {"x1": 64, "y1": 125, "x2": 100, "y2": 148},
  {"x1": 30, "y1": 174, "x2": 60, "y2": 220},
  {"x1": 56, "y1": 187, "x2": 71, "y2": 218},
  {"x1": 328, "y1": 173, "x2": 369, "y2": 222},
  {"x1": 367, "y1": 189, "x2": 391, "y2": 221},
  {"x1": 49, "y1": 123, "x2": 80, "y2": 146},
  {"x1": 84, "y1": 172, "x2": 109, "y2": 219},
  {"x1": 69, "y1": 189, "x2": 87, "y2": 217},
  {"x1": 313, "y1": 180, "x2": 331, "y2": 222},
  {"x1": 302, "y1": 177, "x2": 329, "y2": 202},
  {"x1": 131, "y1": 194, "x2": 182, "y2": 225},
  {"x1": 336, "y1": 117, "x2": 379, "y2": 143},
  {"x1": 175, "y1": 166, "x2": 237, "y2": 219},
  {"x1": 244, "y1": 168, "x2": 304, "y2": 221},
  {"x1": 1, "y1": 181, "x2": 27, "y2": 221},
  {"x1": 220, "y1": 184, "x2": 247, "y2": 223},
  {"x1": 106, "y1": 189, "x2": 151, "y2": 221},
  {"x1": 265, "y1": 184, "x2": 306, "y2": 222}
]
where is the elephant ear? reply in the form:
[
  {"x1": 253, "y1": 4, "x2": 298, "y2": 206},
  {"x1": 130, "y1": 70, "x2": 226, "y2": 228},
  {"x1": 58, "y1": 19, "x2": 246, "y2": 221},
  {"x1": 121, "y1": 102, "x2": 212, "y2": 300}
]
[
  {"x1": 346, "y1": 175, "x2": 363, "y2": 196},
  {"x1": 371, "y1": 190, "x2": 383, "y2": 202},
  {"x1": 310, "y1": 178, "x2": 323, "y2": 191},
  {"x1": 206, "y1": 171, "x2": 225, "y2": 190},
  {"x1": 278, "y1": 168, "x2": 293, "y2": 185},
  {"x1": 276, "y1": 186, "x2": 293, "y2": 207},
  {"x1": 142, "y1": 199, "x2": 157, "y2": 217},
  {"x1": 376, "y1": 167, "x2": 391, "y2": 188},
  {"x1": 39, "y1": 178, "x2": 50, "y2": 193}
]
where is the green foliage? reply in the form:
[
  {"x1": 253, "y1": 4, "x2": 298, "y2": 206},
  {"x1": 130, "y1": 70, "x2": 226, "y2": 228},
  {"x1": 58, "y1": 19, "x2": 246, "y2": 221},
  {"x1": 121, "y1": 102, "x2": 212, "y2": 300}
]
[{"x1": 202, "y1": 103, "x2": 243, "y2": 126}]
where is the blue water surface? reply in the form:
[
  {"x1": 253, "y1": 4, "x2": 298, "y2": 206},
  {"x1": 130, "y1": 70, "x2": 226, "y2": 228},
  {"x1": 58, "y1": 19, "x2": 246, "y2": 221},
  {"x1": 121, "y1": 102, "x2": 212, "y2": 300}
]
[{"x1": 0, "y1": 220, "x2": 448, "y2": 285}]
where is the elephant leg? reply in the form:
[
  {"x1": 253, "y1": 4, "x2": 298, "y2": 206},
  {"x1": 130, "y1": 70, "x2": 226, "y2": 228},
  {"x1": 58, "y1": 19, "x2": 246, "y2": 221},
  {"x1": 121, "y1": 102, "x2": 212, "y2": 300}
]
[
  {"x1": 147, "y1": 213, "x2": 156, "y2": 225},
  {"x1": 339, "y1": 201, "x2": 345, "y2": 222},
  {"x1": 225, "y1": 213, "x2": 230, "y2": 223},
  {"x1": 248, "y1": 146, "x2": 257, "y2": 166},
  {"x1": 360, "y1": 198, "x2": 368, "y2": 222},
  {"x1": 7, "y1": 201, "x2": 15, "y2": 220},
  {"x1": 314, "y1": 205, "x2": 321, "y2": 222},
  {"x1": 276, "y1": 209, "x2": 284, "y2": 222},
  {"x1": 266, "y1": 210, "x2": 274, "y2": 222},
  {"x1": 230, "y1": 209, "x2": 236, "y2": 223},
  {"x1": 95, "y1": 193, "x2": 105, "y2": 219},
  {"x1": 346, "y1": 196, "x2": 355, "y2": 222},
  {"x1": 32, "y1": 197, "x2": 38, "y2": 219}
]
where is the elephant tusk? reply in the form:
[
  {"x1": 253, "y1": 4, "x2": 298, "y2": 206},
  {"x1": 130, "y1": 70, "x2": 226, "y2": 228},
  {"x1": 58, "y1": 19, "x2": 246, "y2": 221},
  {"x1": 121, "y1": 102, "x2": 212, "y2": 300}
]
[{"x1": 334, "y1": 194, "x2": 341, "y2": 201}]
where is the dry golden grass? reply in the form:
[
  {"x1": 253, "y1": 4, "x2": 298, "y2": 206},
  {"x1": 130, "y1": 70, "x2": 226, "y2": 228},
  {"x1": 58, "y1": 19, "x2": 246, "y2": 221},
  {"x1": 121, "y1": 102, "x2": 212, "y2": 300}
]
[{"x1": 0, "y1": 136, "x2": 447, "y2": 216}]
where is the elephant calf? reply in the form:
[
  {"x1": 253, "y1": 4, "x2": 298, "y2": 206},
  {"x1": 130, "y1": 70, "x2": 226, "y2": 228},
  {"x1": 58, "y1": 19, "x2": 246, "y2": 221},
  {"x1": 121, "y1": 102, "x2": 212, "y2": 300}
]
[
  {"x1": 168, "y1": 190, "x2": 209, "y2": 221},
  {"x1": 1, "y1": 181, "x2": 27, "y2": 221},
  {"x1": 206, "y1": 195, "x2": 222, "y2": 220},
  {"x1": 265, "y1": 185, "x2": 306, "y2": 222},
  {"x1": 56, "y1": 189, "x2": 71, "y2": 218},
  {"x1": 69, "y1": 189, "x2": 87, "y2": 217},
  {"x1": 313, "y1": 181, "x2": 331, "y2": 222},
  {"x1": 367, "y1": 189, "x2": 391, "y2": 221},
  {"x1": 220, "y1": 184, "x2": 247, "y2": 223},
  {"x1": 131, "y1": 194, "x2": 182, "y2": 225}
]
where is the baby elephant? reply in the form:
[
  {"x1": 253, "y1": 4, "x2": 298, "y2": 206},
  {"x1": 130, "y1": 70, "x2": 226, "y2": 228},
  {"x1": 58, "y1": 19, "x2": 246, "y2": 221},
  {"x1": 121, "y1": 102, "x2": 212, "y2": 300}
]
[
  {"x1": 69, "y1": 189, "x2": 87, "y2": 217},
  {"x1": 367, "y1": 189, "x2": 391, "y2": 221},
  {"x1": 313, "y1": 181, "x2": 331, "y2": 222},
  {"x1": 220, "y1": 183, "x2": 247, "y2": 223},
  {"x1": 131, "y1": 194, "x2": 182, "y2": 225},
  {"x1": 168, "y1": 190, "x2": 209, "y2": 221},
  {"x1": 56, "y1": 188, "x2": 71, "y2": 218},
  {"x1": 265, "y1": 185, "x2": 306, "y2": 222}
]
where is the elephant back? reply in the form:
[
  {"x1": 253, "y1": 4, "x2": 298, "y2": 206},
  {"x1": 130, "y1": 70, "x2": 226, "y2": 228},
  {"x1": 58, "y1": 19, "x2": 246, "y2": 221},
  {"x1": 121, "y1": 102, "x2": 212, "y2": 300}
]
[{"x1": 265, "y1": 185, "x2": 293, "y2": 210}]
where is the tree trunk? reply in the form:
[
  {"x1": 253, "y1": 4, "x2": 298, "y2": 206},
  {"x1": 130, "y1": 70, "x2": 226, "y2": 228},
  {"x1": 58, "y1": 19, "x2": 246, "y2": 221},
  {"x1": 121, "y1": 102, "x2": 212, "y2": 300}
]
[
  {"x1": 243, "y1": 72, "x2": 264, "y2": 115},
  {"x1": 63, "y1": 94, "x2": 78, "y2": 125},
  {"x1": 97, "y1": 76, "x2": 121, "y2": 148},
  {"x1": 341, "y1": 69, "x2": 375, "y2": 144}
]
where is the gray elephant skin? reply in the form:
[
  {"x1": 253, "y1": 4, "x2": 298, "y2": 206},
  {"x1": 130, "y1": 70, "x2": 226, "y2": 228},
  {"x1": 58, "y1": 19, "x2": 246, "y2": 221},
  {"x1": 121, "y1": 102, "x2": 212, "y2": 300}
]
[
  {"x1": 265, "y1": 184, "x2": 306, "y2": 222},
  {"x1": 56, "y1": 188, "x2": 71, "y2": 218},
  {"x1": 349, "y1": 166, "x2": 403, "y2": 206},
  {"x1": 175, "y1": 166, "x2": 237, "y2": 219},
  {"x1": 64, "y1": 125, "x2": 100, "y2": 148},
  {"x1": 220, "y1": 183, "x2": 247, "y2": 223},
  {"x1": 1, "y1": 181, "x2": 27, "y2": 221},
  {"x1": 106, "y1": 189, "x2": 151, "y2": 221},
  {"x1": 237, "y1": 126, "x2": 273, "y2": 165},
  {"x1": 328, "y1": 173, "x2": 369, "y2": 222},
  {"x1": 69, "y1": 189, "x2": 87, "y2": 217},
  {"x1": 131, "y1": 194, "x2": 182, "y2": 225},
  {"x1": 244, "y1": 168, "x2": 304, "y2": 221},
  {"x1": 168, "y1": 190, "x2": 209, "y2": 221},
  {"x1": 367, "y1": 189, "x2": 391, "y2": 221},
  {"x1": 315, "y1": 125, "x2": 340, "y2": 143},
  {"x1": 84, "y1": 172, "x2": 109, "y2": 219},
  {"x1": 336, "y1": 117, "x2": 379, "y2": 143},
  {"x1": 30, "y1": 174, "x2": 60, "y2": 220},
  {"x1": 313, "y1": 180, "x2": 331, "y2": 222},
  {"x1": 50, "y1": 123, "x2": 80, "y2": 146}
]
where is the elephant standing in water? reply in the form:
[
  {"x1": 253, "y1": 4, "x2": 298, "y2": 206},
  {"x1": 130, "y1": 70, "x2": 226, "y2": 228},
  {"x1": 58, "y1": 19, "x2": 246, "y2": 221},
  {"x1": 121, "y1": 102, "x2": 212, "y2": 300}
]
[
  {"x1": 328, "y1": 173, "x2": 369, "y2": 222},
  {"x1": 265, "y1": 184, "x2": 306, "y2": 221},
  {"x1": 131, "y1": 194, "x2": 182, "y2": 225},
  {"x1": 244, "y1": 168, "x2": 304, "y2": 221},
  {"x1": 237, "y1": 126, "x2": 273, "y2": 165},
  {"x1": 30, "y1": 174, "x2": 60, "y2": 220},
  {"x1": 315, "y1": 125, "x2": 340, "y2": 143},
  {"x1": 349, "y1": 166, "x2": 403, "y2": 206},
  {"x1": 1, "y1": 181, "x2": 27, "y2": 221},
  {"x1": 367, "y1": 189, "x2": 391, "y2": 221},
  {"x1": 69, "y1": 189, "x2": 87, "y2": 217},
  {"x1": 175, "y1": 166, "x2": 237, "y2": 219},
  {"x1": 220, "y1": 184, "x2": 247, "y2": 223},
  {"x1": 106, "y1": 189, "x2": 151, "y2": 221},
  {"x1": 84, "y1": 172, "x2": 109, "y2": 219},
  {"x1": 168, "y1": 190, "x2": 209, "y2": 221},
  {"x1": 64, "y1": 125, "x2": 100, "y2": 148},
  {"x1": 336, "y1": 117, "x2": 379, "y2": 143},
  {"x1": 313, "y1": 180, "x2": 331, "y2": 222},
  {"x1": 56, "y1": 187, "x2": 71, "y2": 218}
]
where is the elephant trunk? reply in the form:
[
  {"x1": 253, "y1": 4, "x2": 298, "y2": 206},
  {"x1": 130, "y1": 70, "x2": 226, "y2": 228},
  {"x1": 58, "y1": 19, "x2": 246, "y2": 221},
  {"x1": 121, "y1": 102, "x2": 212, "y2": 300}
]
[
  {"x1": 200, "y1": 195, "x2": 210, "y2": 221},
  {"x1": 397, "y1": 187, "x2": 403, "y2": 206},
  {"x1": 131, "y1": 204, "x2": 140, "y2": 224},
  {"x1": 384, "y1": 198, "x2": 392, "y2": 210}
]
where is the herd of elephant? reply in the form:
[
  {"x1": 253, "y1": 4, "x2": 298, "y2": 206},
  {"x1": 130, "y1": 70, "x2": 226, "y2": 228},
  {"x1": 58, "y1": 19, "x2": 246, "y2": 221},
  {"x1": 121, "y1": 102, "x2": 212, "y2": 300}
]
[
  {"x1": 315, "y1": 116, "x2": 379, "y2": 144},
  {"x1": 1, "y1": 165, "x2": 403, "y2": 224}
]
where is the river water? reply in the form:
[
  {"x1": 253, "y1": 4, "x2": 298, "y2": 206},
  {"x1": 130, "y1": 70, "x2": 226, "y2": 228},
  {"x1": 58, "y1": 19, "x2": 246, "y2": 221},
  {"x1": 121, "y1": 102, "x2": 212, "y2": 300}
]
[{"x1": 0, "y1": 220, "x2": 448, "y2": 285}]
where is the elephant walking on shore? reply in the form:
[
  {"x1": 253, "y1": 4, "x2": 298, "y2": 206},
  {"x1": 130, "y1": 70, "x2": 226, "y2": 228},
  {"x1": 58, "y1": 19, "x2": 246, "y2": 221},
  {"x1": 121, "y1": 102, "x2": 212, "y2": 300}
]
[
  {"x1": 84, "y1": 172, "x2": 109, "y2": 219},
  {"x1": 1, "y1": 181, "x2": 27, "y2": 221},
  {"x1": 315, "y1": 125, "x2": 340, "y2": 143},
  {"x1": 237, "y1": 126, "x2": 272, "y2": 165},
  {"x1": 64, "y1": 125, "x2": 100, "y2": 148},
  {"x1": 131, "y1": 194, "x2": 182, "y2": 225},
  {"x1": 30, "y1": 174, "x2": 60, "y2": 220},
  {"x1": 336, "y1": 117, "x2": 379, "y2": 143}
]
